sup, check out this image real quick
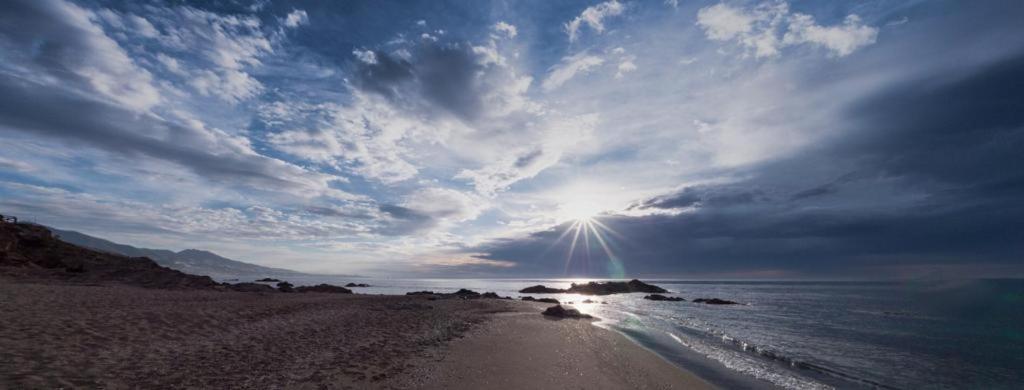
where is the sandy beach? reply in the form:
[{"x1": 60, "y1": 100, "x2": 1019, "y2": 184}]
[{"x1": 0, "y1": 280, "x2": 712, "y2": 389}]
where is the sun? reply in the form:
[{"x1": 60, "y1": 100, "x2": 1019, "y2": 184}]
[{"x1": 558, "y1": 200, "x2": 603, "y2": 222}]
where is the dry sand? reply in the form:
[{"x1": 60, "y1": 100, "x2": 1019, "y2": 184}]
[{"x1": 0, "y1": 281, "x2": 712, "y2": 389}]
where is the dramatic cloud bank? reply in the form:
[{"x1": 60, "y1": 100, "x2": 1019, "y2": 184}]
[{"x1": 2, "y1": 0, "x2": 1022, "y2": 278}]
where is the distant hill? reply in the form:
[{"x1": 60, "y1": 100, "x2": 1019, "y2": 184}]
[{"x1": 51, "y1": 228, "x2": 309, "y2": 279}]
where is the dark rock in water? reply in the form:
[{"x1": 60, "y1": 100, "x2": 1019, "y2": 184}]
[
  {"x1": 568, "y1": 279, "x2": 668, "y2": 295},
  {"x1": 276, "y1": 281, "x2": 294, "y2": 293},
  {"x1": 521, "y1": 296, "x2": 536, "y2": 301},
  {"x1": 644, "y1": 294, "x2": 686, "y2": 302},
  {"x1": 519, "y1": 279, "x2": 667, "y2": 295},
  {"x1": 345, "y1": 282, "x2": 370, "y2": 287},
  {"x1": 481, "y1": 292, "x2": 511, "y2": 299},
  {"x1": 541, "y1": 305, "x2": 593, "y2": 319},
  {"x1": 520, "y1": 285, "x2": 564, "y2": 294},
  {"x1": 256, "y1": 278, "x2": 281, "y2": 282},
  {"x1": 693, "y1": 298, "x2": 740, "y2": 305},
  {"x1": 582, "y1": 299, "x2": 596, "y2": 304},
  {"x1": 229, "y1": 282, "x2": 277, "y2": 293},
  {"x1": 407, "y1": 291, "x2": 435, "y2": 296},
  {"x1": 453, "y1": 288, "x2": 480, "y2": 297},
  {"x1": 536, "y1": 298, "x2": 559, "y2": 304},
  {"x1": 296, "y1": 284, "x2": 353, "y2": 294}
]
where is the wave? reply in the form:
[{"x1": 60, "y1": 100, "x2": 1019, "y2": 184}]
[{"x1": 670, "y1": 321, "x2": 901, "y2": 390}]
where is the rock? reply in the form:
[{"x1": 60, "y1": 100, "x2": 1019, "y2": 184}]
[
  {"x1": 406, "y1": 291, "x2": 435, "y2": 296},
  {"x1": 255, "y1": 278, "x2": 281, "y2": 282},
  {"x1": 582, "y1": 299, "x2": 596, "y2": 303},
  {"x1": 345, "y1": 283, "x2": 370, "y2": 287},
  {"x1": 567, "y1": 279, "x2": 668, "y2": 295},
  {"x1": 452, "y1": 288, "x2": 481, "y2": 298},
  {"x1": 693, "y1": 298, "x2": 740, "y2": 305},
  {"x1": 519, "y1": 285, "x2": 564, "y2": 294},
  {"x1": 519, "y1": 279, "x2": 667, "y2": 295},
  {"x1": 276, "y1": 281, "x2": 294, "y2": 293},
  {"x1": 481, "y1": 292, "x2": 511, "y2": 299},
  {"x1": 295, "y1": 284, "x2": 353, "y2": 294},
  {"x1": 644, "y1": 294, "x2": 685, "y2": 302},
  {"x1": 541, "y1": 305, "x2": 593, "y2": 319},
  {"x1": 61, "y1": 257, "x2": 85, "y2": 273},
  {"x1": 536, "y1": 298, "x2": 559, "y2": 304},
  {"x1": 229, "y1": 282, "x2": 277, "y2": 293},
  {"x1": 521, "y1": 296, "x2": 536, "y2": 301}
]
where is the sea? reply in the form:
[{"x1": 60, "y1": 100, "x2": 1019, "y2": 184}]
[{"x1": 227, "y1": 276, "x2": 1024, "y2": 389}]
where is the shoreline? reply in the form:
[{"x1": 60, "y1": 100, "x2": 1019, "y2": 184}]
[
  {"x1": 402, "y1": 301, "x2": 715, "y2": 390},
  {"x1": 0, "y1": 280, "x2": 714, "y2": 389}
]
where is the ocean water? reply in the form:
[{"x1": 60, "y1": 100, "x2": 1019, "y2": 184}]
[{"x1": 234, "y1": 276, "x2": 1024, "y2": 389}]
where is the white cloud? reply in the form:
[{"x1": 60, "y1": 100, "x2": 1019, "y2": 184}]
[
  {"x1": 615, "y1": 58, "x2": 637, "y2": 78},
  {"x1": 565, "y1": 0, "x2": 625, "y2": 42},
  {"x1": 542, "y1": 52, "x2": 605, "y2": 91},
  {"x1": 493, "y1": 21, "x2": 518, "y2": 39},
  {"x1": 697, "y1": 2, "x2": 877, "y2": 58},
  {"x1": 8, "y1": 0, "x2": 163, "y2": 111},
  {"x1": 283, "y1": 9, "x2": 309, "y2": 28},
  {"x1": 142, "y1": 6, "x2": 273, "y2": 103},
  {"x1": 352, "y1": 48, "x2": 378, "y2": 64},
  {"x1": 784, "y1": 14, "x2": 878, "y2": 57}
]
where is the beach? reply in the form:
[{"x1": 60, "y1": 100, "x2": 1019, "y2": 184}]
[{"x1": 0, "y1": 281, "x2": 711, "y2": 389}]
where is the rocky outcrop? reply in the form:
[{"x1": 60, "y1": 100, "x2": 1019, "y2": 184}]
[
  {"x1": 345, "y1": 283, "x2": 370, "y2": 287},
  {"x1": 518, "y1": 279, "x2": 667, "y2": 295},
  {"x1": 296, "y1": 284, "x2": 353, "y2": 294},
  {"x1": 519, "y1": 285, "x2": 564, "y2": 294},
  {"x1": 693, "y1": 298, "x2": 740, "y2": 305},
  {"x1": 0, "y1": 222, "x2": 220, "y2": 290},
  {"x1": 407, "y1": 291, "x2": 435, "y2": 296},
  {"x1": 229, "y1": 282, "x2": 277, "y2": 293},
  {"x1": 541, "y1": 305, "x2": 593, "y2": 319},
  {"x1": 643, "y1": 294, "x2": 685, "y2": 302},
  {"x1": 276, "y1": 281, "x2": 294, "y2": 293},
  {"x1": 255, "y1": 278, "x2": 281, "y2": 282},
  {"x1": 536, "y1": 298, "x2": 559, "y2": 304}
]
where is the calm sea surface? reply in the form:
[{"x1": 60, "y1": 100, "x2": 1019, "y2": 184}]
[{"x1": 227, "y1": 277, "x2": 1024, "y2": 389}]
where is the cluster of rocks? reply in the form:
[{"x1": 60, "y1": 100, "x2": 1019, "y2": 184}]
[
  {"x1": 519, "y1": 279, "x2": 668, "y2": 295},
  {"x1": 693, "y1": 298, "x2": 740, "y2": 305},
  {"x1": 643, "y1": 294, "x2": 685, "y2": 302},
  {"x1": 541, "y1": 305, "x2": 594, "y2": 319},
  {"x1": 404, "y1": 289, "x2": 512, "y2": 300},
  {"x1": 345, "y1": 282, "x2": 370, "y2": 288},
  {"x1": 520, "y1": 296, "x2": 560, "y2": 304}
]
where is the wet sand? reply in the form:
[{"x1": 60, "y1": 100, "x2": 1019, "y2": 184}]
[{"x1": 0, "y1": 281, "x2": 712, "y2": 389}]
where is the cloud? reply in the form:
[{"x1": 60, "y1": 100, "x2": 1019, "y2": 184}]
[
  {"x1": 467, "y1": 48, "x2": 1024, "y2": 278},
  {"x1": 696, "y1": 1, "x2": 877, "y2": 58},
  {"x1": 283, "y1": 9, "x2": 308, "y2": 28},
  {"x1": 0, "y1": 0, "x2": 161, "y2": 111},
  {"x1": 542, "y1": 52, "x2": 605, "y2": 91},
  {"x1": 0, "y1": 74, "x2": 350, "y2": 200},
  {"x1": 109, "y1": 5, "x2": 275, "y2": 103},
  {"x1": 565, "y1": 0, "x2": 625, "y2": 42},
  {"x1": 493, "y1": 21, "x2": 518, "y2": 39}
]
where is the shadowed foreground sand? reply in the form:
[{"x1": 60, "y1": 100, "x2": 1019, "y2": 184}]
[{"x1": 0, "y1": 281, "x2": 712, "y2": 389}]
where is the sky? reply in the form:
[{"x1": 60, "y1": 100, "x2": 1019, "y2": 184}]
[{"x1": 1, "y1": 0, "x2": 1023, "y2": 279}]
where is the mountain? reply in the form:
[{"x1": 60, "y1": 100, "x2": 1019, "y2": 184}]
[{"x1": 50, "y1": 228, "x2": 308, "y2": 279}]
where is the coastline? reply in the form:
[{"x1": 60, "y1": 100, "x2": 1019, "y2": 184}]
[
  {"x1": 0, "y1": 280, "x2": 713, "y2": 389},
  {"x1": 402, "y1": 301, "x2": 715, "y2": 390}
]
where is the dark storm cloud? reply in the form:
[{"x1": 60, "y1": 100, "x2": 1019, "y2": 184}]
[
  {"x1": 470, "y1": 49, "x2": 1024, "y2": 278},
  {"x1": 351, "y1": 43, "x2": 486, "y2": 120}
]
